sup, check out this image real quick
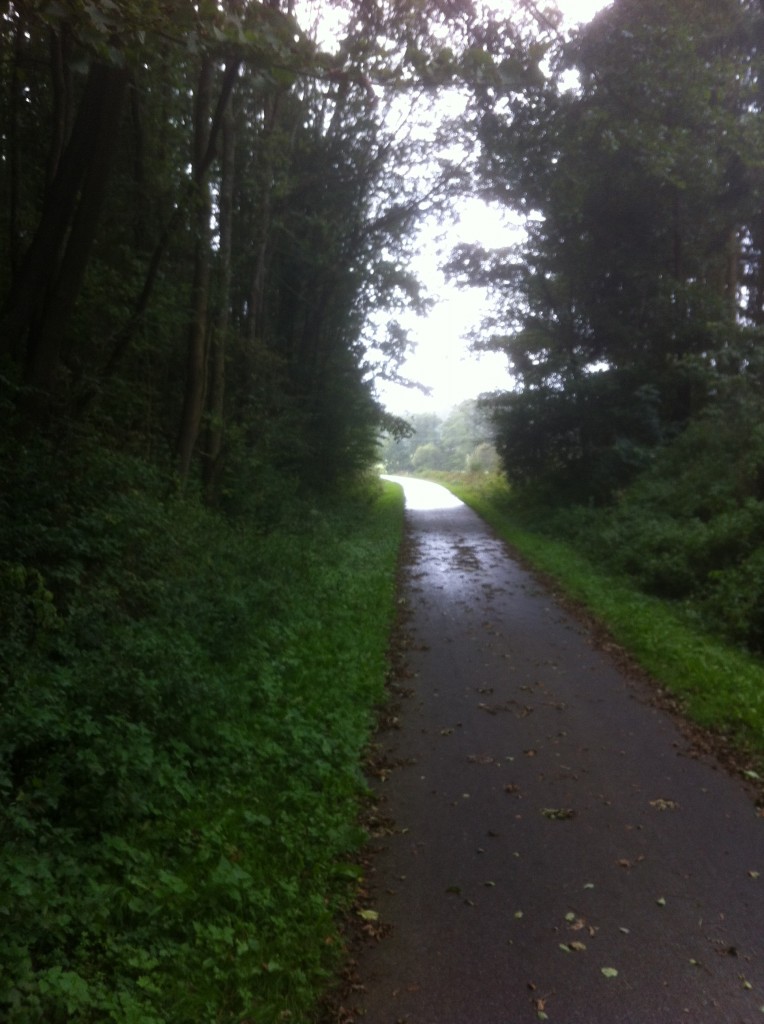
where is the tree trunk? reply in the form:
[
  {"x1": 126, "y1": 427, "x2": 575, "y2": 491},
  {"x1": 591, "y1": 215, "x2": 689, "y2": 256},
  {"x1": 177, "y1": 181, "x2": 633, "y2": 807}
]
[
  {"x1": 47, "y1": 26, "x2": 73, "y2": 187},
  {"x1": 203, "y1": 95, "x2": 236, "y2": 501},
  {"x1": 176, "y1": 57, "x2": 214, "y2": 485},
  {"x1": 7, "y1": 22, "x2": 23, "y2": 285},
  {"x1": 247, "y1": 91, "x2": 283, "y2": 349},
  {"x1": 724, "y1": 227, "x2": 739, "y2": 321},
  {"x1": 90, "y1": 60, "x2": 240, "y2": 411},
  {"x1": 0, "y1": 61, "x2": 129, "y2": 396}
]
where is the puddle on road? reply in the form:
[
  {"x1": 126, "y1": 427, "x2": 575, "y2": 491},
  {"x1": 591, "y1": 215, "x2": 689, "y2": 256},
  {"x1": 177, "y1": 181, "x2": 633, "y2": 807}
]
[{"x1": 452, "y1": 542, "x2": 482, "y2": 573}]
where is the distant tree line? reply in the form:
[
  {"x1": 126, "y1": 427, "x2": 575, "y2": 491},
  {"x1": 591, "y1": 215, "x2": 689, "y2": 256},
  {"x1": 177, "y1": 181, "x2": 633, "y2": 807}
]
[{"x1": 379, "y1": 399, "x2": 500, "y2": 474}]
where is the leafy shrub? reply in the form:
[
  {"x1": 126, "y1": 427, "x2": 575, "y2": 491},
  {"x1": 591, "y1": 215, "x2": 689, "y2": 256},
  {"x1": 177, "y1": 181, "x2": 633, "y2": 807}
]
[
  {"x1": 485, "y1": 391, "x2": 764, "y2": 652},
  {"x1": 0, "y1": 436, "x2": 403, "y2": 1022},
  {"x1": 703, "y1": 548, "x2": 764, "y2": 651}
]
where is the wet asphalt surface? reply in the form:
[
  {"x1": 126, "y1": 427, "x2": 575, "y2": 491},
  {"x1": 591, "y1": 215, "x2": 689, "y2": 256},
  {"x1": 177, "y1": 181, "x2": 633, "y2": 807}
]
[{"x1": 351, "y1": 477, "x2": 764, "y2": 1024}]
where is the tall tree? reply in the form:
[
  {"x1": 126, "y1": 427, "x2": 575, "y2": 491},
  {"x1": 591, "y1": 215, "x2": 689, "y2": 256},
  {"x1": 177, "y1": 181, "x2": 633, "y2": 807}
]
[{"x1": 455, "y1": 0, "x2": 763, "y2": 496}]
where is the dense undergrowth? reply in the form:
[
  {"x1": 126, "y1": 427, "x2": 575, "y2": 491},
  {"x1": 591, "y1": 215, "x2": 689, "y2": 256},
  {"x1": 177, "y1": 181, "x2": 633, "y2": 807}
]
[
  {"x1": 0, "y1": 435, "x2": 404, "y2": 1023},
  {"x1": 437, "y1": 403, "x2": 764, "y2": 763}
]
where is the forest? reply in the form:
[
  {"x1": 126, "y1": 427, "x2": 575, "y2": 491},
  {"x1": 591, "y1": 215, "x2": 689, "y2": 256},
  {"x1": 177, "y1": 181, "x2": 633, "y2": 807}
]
[
  {"x1": 2, "y1": 0, "x2": 764, "y2": 1021},
  {"x1": 378, "y1": 399, "x2": 500, "y2": 473}
]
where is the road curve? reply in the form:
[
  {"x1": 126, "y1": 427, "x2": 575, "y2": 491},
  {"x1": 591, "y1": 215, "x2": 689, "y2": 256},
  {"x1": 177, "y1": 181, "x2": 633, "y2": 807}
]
[{"x1": 351, "y1": 477, "x2": 764, "y2": 1024}]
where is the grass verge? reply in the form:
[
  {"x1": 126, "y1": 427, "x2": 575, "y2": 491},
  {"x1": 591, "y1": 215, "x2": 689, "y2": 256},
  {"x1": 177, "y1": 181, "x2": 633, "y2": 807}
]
[
  {"x1": 1, "y1": 452, "x2": 405, "y2": 1024},
  {"x1": 443, "y1": 474, "x2": 764, "y2": 774}
]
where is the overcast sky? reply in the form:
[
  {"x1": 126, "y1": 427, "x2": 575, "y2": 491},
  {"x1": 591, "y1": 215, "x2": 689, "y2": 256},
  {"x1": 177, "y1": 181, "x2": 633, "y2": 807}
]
[{"x1": 373, "y1": 0, "x2": 613, "y2": 418}]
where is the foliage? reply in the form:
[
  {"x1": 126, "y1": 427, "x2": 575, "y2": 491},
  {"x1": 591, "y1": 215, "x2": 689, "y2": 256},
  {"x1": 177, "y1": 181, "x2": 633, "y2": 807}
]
[
  {"x1": 438, "y1": 0, "x2": 764, "y2": 751},
  {"x1": 443, "y1": 337, "x2": 764, "y2": 656},
  {"x1": 455, "y1": 0, "x2": 764, "y2": 499},
  {"x1": 378, "y1": 399, "x2": 499, "y2": 473},
  {"x1": 539, "y1": 390, "x2": 764, "y2": 653},
  {"x1": 0, "y1": 2, "x2": 522, "y2": 1019},
  {"x1": 0, "y1": 0, "x2": 477, "y2": 492},
  {"x1": 0, "y1": 432, "x2": 404, "y2": 1023}
]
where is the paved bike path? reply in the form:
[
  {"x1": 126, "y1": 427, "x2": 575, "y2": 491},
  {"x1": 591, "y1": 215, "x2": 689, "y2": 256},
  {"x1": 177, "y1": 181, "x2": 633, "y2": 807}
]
[{"x1": 350, "y1": 478, "x2": 763, "y2": 1024}]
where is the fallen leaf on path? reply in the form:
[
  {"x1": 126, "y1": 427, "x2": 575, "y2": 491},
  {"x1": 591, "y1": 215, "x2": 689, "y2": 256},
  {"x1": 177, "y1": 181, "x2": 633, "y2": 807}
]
[
  {"x1": 560, "y1": 941, "x2": 586, "y2": 953},
  {"x1": 656, "y1": 897, "x2": 667, "y2": 907},
  {"x1": 650, "y1": 798, "x2": 680, "y2": 811},
  {"x1": 504, "y1": 783, "x2": 520, "y2": 794},
  {"x1": 357, "y1": 909, "x2": 379, "y2": 922},
  {"x1": 601, "y1": 967, "x2": 619, "y2": 978},
  {"x1": 541, "y1": 807, "x2": 575, "y2": 820},
  {"x1": 566, "y1": 913, "x2": 596, "y2": 936}
]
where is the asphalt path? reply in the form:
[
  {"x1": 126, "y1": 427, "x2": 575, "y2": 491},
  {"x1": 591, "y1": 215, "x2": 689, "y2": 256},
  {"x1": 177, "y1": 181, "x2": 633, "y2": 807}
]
[{"x1": 350, "y1": 477, "x2": 764, "y2": 1024}]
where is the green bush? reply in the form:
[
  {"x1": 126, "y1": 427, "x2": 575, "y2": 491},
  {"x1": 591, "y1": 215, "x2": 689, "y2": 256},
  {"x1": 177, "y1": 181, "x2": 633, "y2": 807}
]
[
  {"x1": 493, "y1": 396, "x2": 764, "y2": 651},
  {"x1": 0, "y1": 437, "x2": 404, "y2": 1022}
]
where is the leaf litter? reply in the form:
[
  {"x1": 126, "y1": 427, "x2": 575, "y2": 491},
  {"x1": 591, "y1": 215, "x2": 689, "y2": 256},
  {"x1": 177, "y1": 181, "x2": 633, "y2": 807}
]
[{"x1": 650, "y1": 797, "x2": 680, "y2": 811}]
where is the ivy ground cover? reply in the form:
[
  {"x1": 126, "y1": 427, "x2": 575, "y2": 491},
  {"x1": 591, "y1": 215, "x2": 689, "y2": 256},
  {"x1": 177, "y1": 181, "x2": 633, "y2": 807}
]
[{"x1": 0, "y1": 447, "x2": 404, "y2": 1023}]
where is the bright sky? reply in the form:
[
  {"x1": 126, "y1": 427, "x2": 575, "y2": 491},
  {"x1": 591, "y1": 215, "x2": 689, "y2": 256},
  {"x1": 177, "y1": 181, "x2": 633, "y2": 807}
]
[{"x1": 373, "y1": 0, "x2": 613, "y2": 417}]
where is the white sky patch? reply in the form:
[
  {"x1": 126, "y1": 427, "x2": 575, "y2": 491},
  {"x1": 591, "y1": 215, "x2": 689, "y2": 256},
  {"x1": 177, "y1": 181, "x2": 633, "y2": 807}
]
[
  {"x1": 374, "y1": 0, "x2": 612, "y2": 417},
  {"x1": 296, "y1": 0, "x2": 612, "y2": 417},
  {"x1": 373, "y1": 200, "x2": 522, "y2": 415},
  {"x1": 559, "y1": 0, "x2": 612, "y2": 26}
]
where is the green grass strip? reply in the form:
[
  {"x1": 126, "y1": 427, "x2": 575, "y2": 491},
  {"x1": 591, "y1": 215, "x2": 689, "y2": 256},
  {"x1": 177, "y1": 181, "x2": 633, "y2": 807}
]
[
  {"x1": 1, "y1": 476, "x2": 405, "y2": 1024},
  {"x1": 448, "y1": 476, "x2": 764, "y2": 762}
]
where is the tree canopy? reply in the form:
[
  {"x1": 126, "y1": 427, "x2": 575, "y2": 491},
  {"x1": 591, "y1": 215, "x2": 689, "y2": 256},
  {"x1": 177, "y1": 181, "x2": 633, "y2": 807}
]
[
  {"x1": 0, "y1": 0, "x2": 483, "y2": 495},
  {"x1": 452, "y1": 0, "x2": 764, "y2": 499}
]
